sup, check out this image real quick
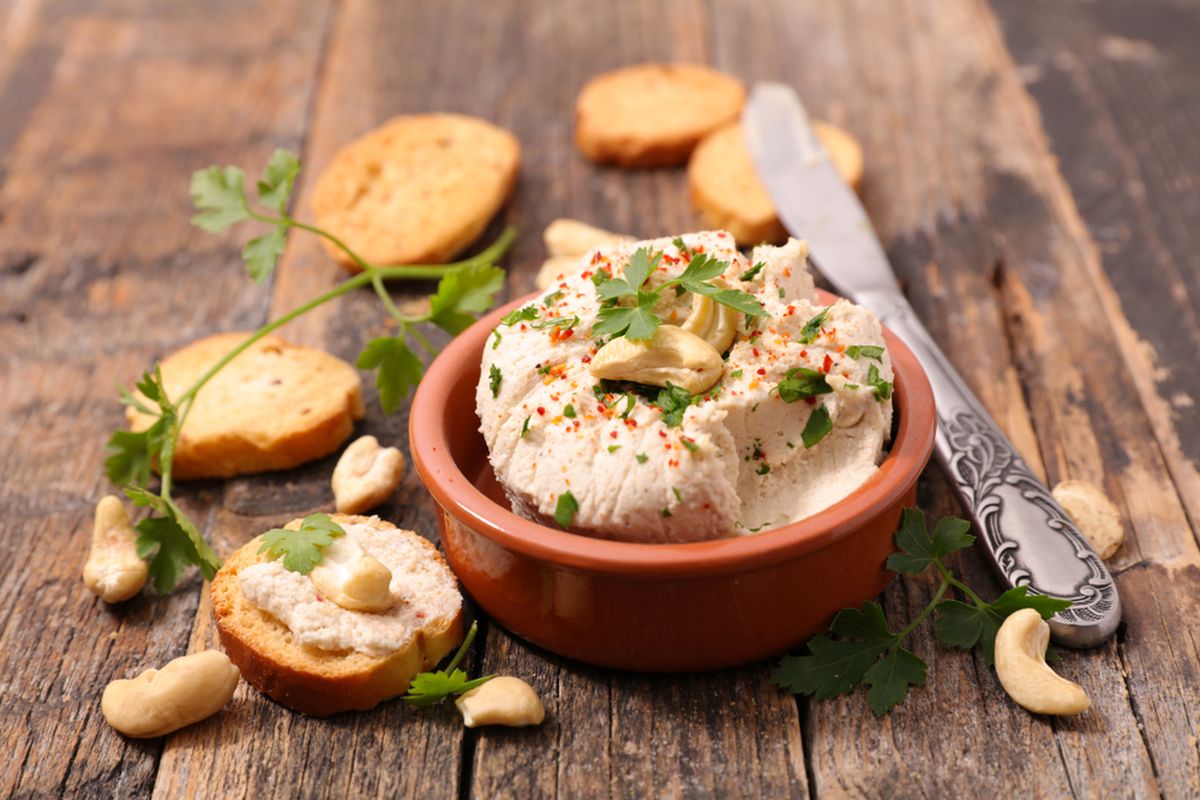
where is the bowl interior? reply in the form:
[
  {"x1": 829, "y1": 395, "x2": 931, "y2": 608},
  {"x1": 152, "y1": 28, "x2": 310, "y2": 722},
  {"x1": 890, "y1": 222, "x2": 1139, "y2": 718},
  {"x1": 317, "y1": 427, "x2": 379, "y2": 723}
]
[{"x1": 411, "y1": 289, "x2": 937, "y2": 577}]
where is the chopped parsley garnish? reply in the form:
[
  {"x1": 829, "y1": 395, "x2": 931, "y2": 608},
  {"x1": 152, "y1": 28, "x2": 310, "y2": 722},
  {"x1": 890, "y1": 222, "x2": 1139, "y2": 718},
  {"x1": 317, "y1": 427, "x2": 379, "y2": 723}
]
[
  {"x1": 563, "y1": 404, "x2": 576, "y2": 418},
  {"x1": 673, "y1": 237, "x2": 691, "y2": 258},
  {"x1": 491, "y1": 329, "x2": 502, "y2": 349},
  {"x1": 867, "y1": 364, "x2": 893, "y2": 401},
  {"x1": 661, "y1": 507, "x2": 672, "y2": 518},
  {"x1": 620, "y1": 393, "x2": 637, "y2": 419},
  {"x1": 802, "y1": 405, "x2": 833, "y2": 448},
  {"x1": 532, "y1": 314, "x2": 579, "y2": 331},
  {"x1": 653, "y1": 383, "x2": 694, "y2": 428},
  {"x1": 501, "y1": 305, "x2": 538, "y2": 325},
  {"x1": 592, "y1": 247, "x2": 766, "y2": 341},
  {"x1": 846, "y1": 345, "x2": 885, "y2": 361},
  {"x1": 739, "y1": 261, "x2": 766, "y2": 281},
  {"x1": 778, "y1": 287, "x2": 785, "y2": 299},
  {"x1": 729, "y1": 369, "x2": 744, "y2": 379},
  {"x1": 554, "y1": 491, "x2": 579, "y2": 529},
  {"x1": 520, "y1": 416, "x2": 531, "y2": 438},
  {"x1": 636, "y1": 453, "x2": 649, "y2": 464},
  {"x1": 608, "y1": 444, "x2": 621, "y2": 453},
  {"x1": 681, "y1": 438, "x2": 699, "y2": 452},
  {"x1": 776, "y1": 367, "x2": 833, "y2": 403},
  {"x1": 488, "y1": 364, "x2": 502, "y2": 398},
  {"x1": 672, "y1": 487, "x2": 682, "y2": 501},
  {"x1": 799, "y1": 307, "x2": 830, "y2": 344},
  {"x1": 846, "y1": 383, "x2": 860, "y2": 390},
  {"x1": 757, "y1": 463, "x2": 771, "y2": 476},
  {"x1": 542, "y1": 291, "x2": 563, "y2": 306},
  {"x1": 536, "y1": 363, "x2": 552, "y2": 375}
]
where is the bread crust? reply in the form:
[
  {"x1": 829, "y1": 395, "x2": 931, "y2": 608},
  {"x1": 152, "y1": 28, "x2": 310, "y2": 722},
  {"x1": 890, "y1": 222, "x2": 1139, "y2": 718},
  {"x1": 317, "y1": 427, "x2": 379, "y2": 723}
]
[
  {"x1": 312, "y1": 114, "x2": 520, "y2": 270},
  {"x1": 688, "y1": 121, "x2": 864, "y2": 245},
  {"x1": 125, "y1": 333, "x2": 364, "y2": 479},
  {"x1": 212, "y1": 515, "x2": 463, "y2": 716},
  {"x1": 575, "y1": 63, "x2": 745, "y2": 168}
]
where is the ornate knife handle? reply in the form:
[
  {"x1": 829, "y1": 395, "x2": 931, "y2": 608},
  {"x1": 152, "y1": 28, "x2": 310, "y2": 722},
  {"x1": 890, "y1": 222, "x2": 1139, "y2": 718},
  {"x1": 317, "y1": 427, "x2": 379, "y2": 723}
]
[{"x1": 867, "y1": 293, "x2": 1122, "y2": 647}]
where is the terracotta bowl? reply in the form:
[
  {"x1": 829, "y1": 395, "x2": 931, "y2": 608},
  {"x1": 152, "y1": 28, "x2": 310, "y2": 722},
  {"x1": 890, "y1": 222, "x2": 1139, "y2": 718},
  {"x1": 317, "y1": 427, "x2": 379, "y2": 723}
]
[{"x1": 410, "y1": 290, "x2": 936, "y2": 671}]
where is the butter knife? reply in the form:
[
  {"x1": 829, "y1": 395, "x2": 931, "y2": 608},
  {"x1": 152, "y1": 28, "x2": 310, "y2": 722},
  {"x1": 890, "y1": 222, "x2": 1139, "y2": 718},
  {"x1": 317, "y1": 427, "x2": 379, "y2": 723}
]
[{"x1": 742, "y1": 83, "x2": 1120, "y2": 646}]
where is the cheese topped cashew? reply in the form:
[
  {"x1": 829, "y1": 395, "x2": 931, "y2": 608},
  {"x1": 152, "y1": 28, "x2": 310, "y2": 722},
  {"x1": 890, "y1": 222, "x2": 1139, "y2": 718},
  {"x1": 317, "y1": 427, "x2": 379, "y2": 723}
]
[
  {"x1": 455, "y1": 676, "x2": 545, "y2": 728},
  {"x1": 309, "y1": 535, "x2": 394, "y2": 612},
  {"x1": 101, "y1": 650, "x2": 240, "y2": 738},
  {"x1": 994, "y1": 608, "x2": 1090, "y2": 715},
  {"x1": 680, "y1": 293, "x2": 738, "y2": 354},
  {"x1": 83, "y1": 496, "x2": 148, "y2": 603},
  {"x1": 589, "y1": 325, "x2": 724, "y2": 394},
  {"x1": 332, "y1": 435, "x2": 406, "y2": 514}
]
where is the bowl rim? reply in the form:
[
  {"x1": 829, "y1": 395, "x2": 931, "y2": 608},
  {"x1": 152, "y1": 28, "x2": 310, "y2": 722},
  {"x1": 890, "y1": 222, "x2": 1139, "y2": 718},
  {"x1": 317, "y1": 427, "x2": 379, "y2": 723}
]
[{"x1": 410, "y1": 289, "x2": 936, "y2": 578}]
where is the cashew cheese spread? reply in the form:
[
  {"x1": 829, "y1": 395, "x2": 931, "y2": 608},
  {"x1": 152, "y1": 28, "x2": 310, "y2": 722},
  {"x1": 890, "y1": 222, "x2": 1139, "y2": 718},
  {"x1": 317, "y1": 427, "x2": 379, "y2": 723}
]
[
  {"x1": 477, "y1": 231, "x2": 894, "y2": 543},
  {"x1": 238, "y1": 521, "x2": 461, "y2": 656}
]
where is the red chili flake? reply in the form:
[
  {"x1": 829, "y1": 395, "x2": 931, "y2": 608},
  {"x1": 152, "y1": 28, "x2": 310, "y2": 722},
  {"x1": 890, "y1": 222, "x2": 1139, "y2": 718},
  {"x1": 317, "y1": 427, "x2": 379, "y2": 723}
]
[
  {"x1": 752, "y1": 348, "x2": 760, "y2": 357},
  {"x1": 581, "y1": 355, "x2": 592, "y2": 364},
  {"x1": 703, "y1": 503, "x2": 711, "y2": 510},
  {"x1": 658, "y1": 430, "x2": 668, "y2": 438},
  {"x1": 610, "y1": 430, "x2": 618, "y2": 439},
  {"x1": 756, "y1": 367, "x2": 766, "y2": 376},
  {"x1": 536, "y1": 407, "x2": 546, "y2": 416},
  {"x1": 668, "y1": 459, "x2": 680, "y2": 468},
  {"x1": 581, "y1": 271, "x2": 594, "y2": 279},
  {"x1": 823, "y1": 354, "x2": 833, "y2": 373},
  {"x1": 519, "y1": 323, "x2": 528, "y2": 331},
  {"x1": 624, "y1": 418, "x2": 638, "y2": 428},
  {"x1": 315, "y1": 594, "x2": 325, "y2": 602},
  {"x1": 800, "y1": 349, "x2": 808, "y2": 358},
  {"x1": 415, "y1": 611, "x2": 425, "y2": 619}
]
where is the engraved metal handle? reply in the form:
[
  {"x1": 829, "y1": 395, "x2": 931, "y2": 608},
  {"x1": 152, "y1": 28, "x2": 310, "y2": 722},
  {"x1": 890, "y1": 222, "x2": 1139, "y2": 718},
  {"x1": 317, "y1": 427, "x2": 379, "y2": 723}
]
[{"x1": 861, "y1": 290, "x2": 1122, "y2": 647}]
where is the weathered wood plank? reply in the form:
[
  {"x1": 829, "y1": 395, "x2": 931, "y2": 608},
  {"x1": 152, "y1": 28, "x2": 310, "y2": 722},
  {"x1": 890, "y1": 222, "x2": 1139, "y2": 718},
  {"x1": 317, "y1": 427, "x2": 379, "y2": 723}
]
[{"x1": 0, "y1": 1, "x2": 336, "y2": 796}]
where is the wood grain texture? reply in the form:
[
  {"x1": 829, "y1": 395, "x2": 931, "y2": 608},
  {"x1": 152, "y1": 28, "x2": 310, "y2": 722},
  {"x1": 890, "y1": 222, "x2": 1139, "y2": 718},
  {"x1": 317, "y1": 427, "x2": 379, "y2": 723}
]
[{"x1": 2, "y1": 0, "x2": 1200, "y2": 797}]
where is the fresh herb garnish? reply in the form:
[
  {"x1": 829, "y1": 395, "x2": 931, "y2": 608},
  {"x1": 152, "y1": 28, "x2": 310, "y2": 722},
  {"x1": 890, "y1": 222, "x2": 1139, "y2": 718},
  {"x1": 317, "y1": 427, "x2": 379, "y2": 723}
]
[
  {"x1": 501, "y1": 305, "x2": 539, "y2": 325},
  {"x1": 106, "y1": 151, "x2": 514, "y2": 591},
  {"x1": 607, "y1": 444, "x2": 621, "y2": 453},
  {"x1": 257, "y1": 513, "x2": 346, "y2": 575},
  {"x1": 520, "y1": 416, "x2": 531, "y2": 438},
  {"x1": 636, "y1": 453, "x2": 649, "y2": 464},
  {"x1": 661, "y1": 507, "x2": 672, "y2": 518},
  {"x1": 672, "y1": 487, "x2": 682, "y2": 502},
  {"x1": 801, "y1": 405, "x2": 833, "y2": 448},
  {"x1": 488, "y1": 364, "x2": 502, "y2": 398},
  {"x1": 773, "y1": 510, "x2": 1071, "y2": 715},
  {"x1": 403, "y1": 621, "x2": 494, "y2": 706},
  {"x1": 654, "y1": 383, "x2": 695, "y2": 428},
  {"x1": 563, "y1": 404, "x2": 576, "y2": 418},
  {"x1": 491, "y1": 329, "x2": 502, "y2": 349},
  {"x1": 681, "y1": 438, "x2": 699, "y2": 452},
  {"x1": 554, "y1": 491, "x2": 579, "y2": 529},
  {"x1": 592, "y1": 247, "x2": 766, "y2": 341},
  {"x1": 846, "y1": 344, "x2": 884, "y2": 361},
  {"x1": 776, "y1": 367, "x2": 833, "y2": 403},
  {"x1": 620, "y1": 393, "x2": 637, "y2": 419},
  {"x1": 867, "y1": 364, "x2": 893, "y2": 401},
  {"x1": 756, "y1": 463, "x2": 770, "y2": 475},
  {"x1": 739, "y1": 261, "x2": 766, "y2": 281},
  {"x1": 543, "y1": 291, "x2": 563, "y2": 306},
  {"x1": 729, "y1": 369, "x2": 744, "y2": 379},
  {"x1": 532, "y1": 314, "x2": 580, "y2": 332},
  {"x1": 799, "y1": 307, "x2": 830, "y2": 344}
]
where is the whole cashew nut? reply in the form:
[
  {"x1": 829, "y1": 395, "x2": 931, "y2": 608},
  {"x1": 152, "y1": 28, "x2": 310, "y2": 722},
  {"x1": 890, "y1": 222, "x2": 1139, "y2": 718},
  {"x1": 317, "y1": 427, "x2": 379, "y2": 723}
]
[
  {"x1": 994, "y1": 608, "x2": 1090, "y2": 715},
  {"x1": 589, "y1": 325, "x2": 723, "y2": 394},
  {"x1": 101, "y1": 650, "x2": 240, "y2": 738},
  {"x1": 83, "y1": 496, "x2": 148, "y2": 603},
  {"x1": 309, "y1": 535, "x2": 394, "y2": 612},
  {"x1": 680, "y1": 293, "x2": 739, "y2": 354},
  {"x1": 455, "y1": 676, "x2": 545, "y2": 728},
  {"x1": 1052, "y1": 480, "x2": 1124, "y2": 560},
  {"x1": 332, "y1": 435, "x2": 406, "y2": 514}
]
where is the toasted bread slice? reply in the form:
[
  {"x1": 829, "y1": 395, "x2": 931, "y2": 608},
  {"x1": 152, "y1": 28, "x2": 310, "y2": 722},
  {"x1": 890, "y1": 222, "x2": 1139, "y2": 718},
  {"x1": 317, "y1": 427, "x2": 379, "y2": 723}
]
[
  {"x1": 211, "y1": 515, "x2": 463, "y2": 716},
  {"x1": 125, "y1": 333, "x2": 364, "y2": 479}
]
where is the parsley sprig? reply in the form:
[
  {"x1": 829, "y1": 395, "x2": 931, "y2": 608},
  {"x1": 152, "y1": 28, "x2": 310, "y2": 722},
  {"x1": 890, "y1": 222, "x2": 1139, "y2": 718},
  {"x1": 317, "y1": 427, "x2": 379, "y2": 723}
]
[
  {"x1": 592, "y1": 247, "x2": 767, "y2": 341},
  {"x1": 258, "y1": 513, "x2": 346, "y2": 574},
  {"x1": 773, "y1": 509, "x2": 1071, "y2": 715},
  {"x1": 402, "y1": 621, "x2": 494, "y2": 706},
  {"x1": 105, "y1": 149, "x2": 515, "y2": 593}
]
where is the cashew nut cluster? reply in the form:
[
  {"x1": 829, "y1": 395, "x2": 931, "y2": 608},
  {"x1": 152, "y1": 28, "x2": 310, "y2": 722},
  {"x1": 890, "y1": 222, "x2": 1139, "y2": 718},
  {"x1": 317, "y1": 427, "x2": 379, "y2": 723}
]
[
  {"x1": 1052, "y1": 479, "x2": 1125, "y2": 560},
  {"x1": 455, "y1": 676, "x2": 545, "y2": 728},
  {"x1": 101, "y1": 650, "x2": 240, "y2": 738},
  {"x1": 332, "y1": 435, "x2": 406, "y2": 514},
  {"x1": 309, "y1": 535, "x2": 394, "y2": 612},
  {"x1": 994, "y1": 608, "x2": 1090, "y2": 716},
  {"x1": 680, "y1": 293, "x2": 738, "y2": 354},
  {"x1": 589, "y1": 325, "x2": 724, "y2": 394},
  {"x1": 83, "y1": 496, "x2": 148, "y2": 603},
  {"x1": 536, "y1": 218, "x2": 632, "y2": 290}
]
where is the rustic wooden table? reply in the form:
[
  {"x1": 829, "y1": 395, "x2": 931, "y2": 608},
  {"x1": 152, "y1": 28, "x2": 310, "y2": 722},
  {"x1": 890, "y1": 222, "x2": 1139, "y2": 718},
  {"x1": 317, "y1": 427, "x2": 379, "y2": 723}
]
[{"x1": 3, "y1": 0, "x2": 1199, "y2": 797}]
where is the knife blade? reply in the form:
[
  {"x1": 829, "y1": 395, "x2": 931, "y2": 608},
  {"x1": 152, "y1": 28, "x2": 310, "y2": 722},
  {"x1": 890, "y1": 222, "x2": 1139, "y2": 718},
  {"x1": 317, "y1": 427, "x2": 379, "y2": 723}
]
[{"x1": 743, "y1": 82, "x2": 1121, "y2": 647}]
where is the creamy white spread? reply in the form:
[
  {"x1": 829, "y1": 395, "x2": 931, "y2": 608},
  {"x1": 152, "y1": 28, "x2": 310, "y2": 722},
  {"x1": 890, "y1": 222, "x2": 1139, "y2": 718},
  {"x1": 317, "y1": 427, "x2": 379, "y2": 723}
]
[
  {"x1": 238, "y1": 521, "x2": 461, "y2": 656},
  {"x1": 477, "y1": 231, "x2": 894, "y2": 543}
]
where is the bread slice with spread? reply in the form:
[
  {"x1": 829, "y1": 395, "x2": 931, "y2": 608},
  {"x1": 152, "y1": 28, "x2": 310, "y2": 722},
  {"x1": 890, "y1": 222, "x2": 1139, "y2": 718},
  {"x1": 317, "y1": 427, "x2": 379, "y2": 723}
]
[{"x1": 212, "y1": 514, "x2": 462, "y2": 716}]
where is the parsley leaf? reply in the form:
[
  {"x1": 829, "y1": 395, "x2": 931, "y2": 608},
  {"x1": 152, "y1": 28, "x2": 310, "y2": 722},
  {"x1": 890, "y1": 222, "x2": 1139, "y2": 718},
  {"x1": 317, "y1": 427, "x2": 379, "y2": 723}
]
[
  {"x1": 636, "y1": 453, "x2": 648, "y2": 464},
  {"x1": 356, "y1": 337, "x2": 425, "y2": 414},
  {"x1": 653, "y1": 383, "x2": 694, "y2": 428},
  {"x1": 801, "y1": 404, "x2": 833, "y2": 448},
  {"x1": 845, "y1": 344, "x2": 885, "y2": 361},
  {"x1": 739, "y1": 261, "x2": 766, "y2": 281},
  {"x1": 256, "y1": 148, "x2": 300, "y2": 214},
  {"x1": 126, "y1": 486, "x2": 222, "y2": 591},
  {"x1": 593, "y1": 295, "x2": 661, "y2": 341},
  {"x1": 863, "y1": 646, "x2": 927, "y2": 716},
  {"x1": 489, "y1": 364, "x2": 502, "y2": 398},
  {"x1": 501, "y1": 305, "x2": 539, "y2": 325},
  {"x1": 777, "y1": 367, "x2": 833, "y2": 403},
  {"x1": 799, "y1": 307, "x2": 830, "y2": 344},
  {"x1": 428, "y1": 262, "x2": 506, "y2": 335},
  {"x1": 867, "y1": 364, "x2": 893, "y2": 401},
  {"x1": 773, "y1": 603, "x2": 896, "y2": 700},
  {"x1": 402, "y1": 621, "x2": 494, "y2": 707},
  {"x1": 554, "y1": 490, "x2": 579, "y2": 529},
  {"x1": 886, "y1": 510, "x2": 974, "y2": 575},
  {"x1": 242, "y1": 227, "x2": 287, "y2": 284},
  {"x1": 190, "y1": 165, "x2": 250, "y2": 232},
  {"x1": 563, "y1": 404, "x2": 576, "y2": 418},
  {"x1": 257, "y1": 513, "x2": 346, "y2": 574},
  {"x1": 520, "y1": 416, "x2": 531, "y2": 438},
  {"x1": 935, "y1": 586, "x2": 1071, "y2": 665}
]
